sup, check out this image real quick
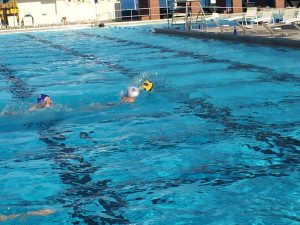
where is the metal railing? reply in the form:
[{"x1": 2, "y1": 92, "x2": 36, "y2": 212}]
[
  {"x1": 0, "y1": 6, "x2": 290, "y2": 30},
  {"x1": 112, "y1": 6, "x2": 277, "y2": 22}
]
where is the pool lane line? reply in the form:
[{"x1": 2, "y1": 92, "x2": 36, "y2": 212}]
[
  {"x1": 32, "y1": 77, "x2": 116, "y2": 89},
  {"x1": 20, "y1": 32, "x2": 300, "y2": 185},
  {"x1": 0, "y1": 56, "x2": 129, "y2": 223},
  {"x1": 34, "y1": 120, "x2": 288, "y2": 208},
  {"x1": 181, "y1": 96, "x2": 300, "y2": 160},
  {"x1": 23, "y1": 31, "x2": 300, "y2": 157},
  {"x1": 0, "y1": 63, "x2": 34, "y2": 99},
  {"x1": 35, "y1": 118, "x2": 295, "y2": 202},
  {"x1": 79, "y1": 31, "x2": 300, "y2": 84},
  {"x1": 32, "y1": 122, "x2": 130, "y2": 225},
  {"x1": 115, "y1": 162, "x2": 289, "y2": 195},
  {"x1": 22, "y1": 33, "x2": 138, "y2": 78}
]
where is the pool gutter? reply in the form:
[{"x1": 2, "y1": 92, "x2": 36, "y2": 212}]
[
  {"x1": 0, "y1": 24, "x2": 93, "y2": 35},
  {"x1": 0, "y1": 19, "x2": 168, "y2": 35}
]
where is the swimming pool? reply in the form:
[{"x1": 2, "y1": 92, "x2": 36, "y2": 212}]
[{"x1": 0, "y1": 24, "x2": 300, "y2": 225}]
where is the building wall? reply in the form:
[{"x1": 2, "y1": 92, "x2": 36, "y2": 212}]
[
  {"x1": 18, "y1": 0, "x2": 119, "y2": 25},
  {"x1": 95, "y1": 0, "x2": 120, "y2": 21},
  {"x1": 56, "y1": 0, "x2": 95, "y2": 22},
  {"x1": 232, "y1": 0, "x2": 242, "y2": 13},
  {"x1": 138, "y1": 0, "x2": 161, "y2": 20},
  {"x1": 18, "y1": 0, "x2": 45, "y2": 24},
  {"x1": 41, "y1": 0, "x2": 57, "y2": 24},
  {"x1": 274, "y1": 0, "x2": 284, "y2": 8},
  {"x1": 149, "y1": 0, "x2": 160, "y2": 19},
  {"x1": 190, "y1": 1, "x2": 200, "y2": 16},
  {"x1": 138, "y1": 0, "x2": 150, "y2": 20}
]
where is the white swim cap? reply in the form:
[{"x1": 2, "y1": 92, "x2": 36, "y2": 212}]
[{"x1": 127, "y1": 86, "x2": 140, "y2": 98}]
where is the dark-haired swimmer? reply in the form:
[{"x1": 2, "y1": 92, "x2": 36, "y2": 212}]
[{"x1": 29, "y1": 94, "x2": 53, "y2": 111}]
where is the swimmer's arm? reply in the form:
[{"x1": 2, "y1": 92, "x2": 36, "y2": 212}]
[
  {"x1": 27, "y1": 209, "x2": 55, "y2": 216},
  {"x1": 0, "y1": 213, "x2": 21, "y2": 221},
  {"x1": 28, "y1": 102, "x2": 45, "y2": 111},
  {"x1": 28, "y1": 105, "x2": 37, "y2": 111},
  {"x1": 121, "y1": 96, "x2": 135, "y2": 103},
  {"x1": 0, "y1": 209, "x2": 55, "y2": 222},
  {"x1": 89, "y1": 97, "x2": 135, "y2": 110},
  {"x1": 89, "y1": 102, "x2": 119, "y2": 110}
]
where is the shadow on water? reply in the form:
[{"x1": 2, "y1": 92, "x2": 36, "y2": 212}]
[
  {"x1": 78, "y1": 32, "x2": 300, "y2": 84},
  {"x1": 26, "y1": 119, "x2": 131, "y2": 225},
  {"x1": 0, "y1": 63, "x2": 34, "y2": 99},
  {"x1": 22, "y1": 34, "x2": 136, "y2": 79},
  {"x1": 25, "y1": 31, "x2": 300, "y2": 88},
  {"x1": 181, "y1": 97, "x2": 300, "y2": 164},
  {"x1": 1, "y1": 29, "x2": 299, "y2": 224},
  {"x1": 0, "y1": 58, "x2": 130, "y2": 224}
]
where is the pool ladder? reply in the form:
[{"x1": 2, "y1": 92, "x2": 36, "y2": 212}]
[{"x1": 168, "y1": 0, "x2": 206, "y2": 30}]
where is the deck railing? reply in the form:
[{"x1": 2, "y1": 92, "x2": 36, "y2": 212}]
[{"x1": 0, "y1": 6, "x2": 288, "y2": 30}]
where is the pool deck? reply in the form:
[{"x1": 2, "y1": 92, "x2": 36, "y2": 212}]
[
  {"x1": 0, "y1": 19, "x2": 167, "y2": 35},
  {"x1": 154, "y1": 25, "x2": 300, "y2": 50},
  {"x1": 0, "y1": 23, "x2": 93, "y2": 34}
]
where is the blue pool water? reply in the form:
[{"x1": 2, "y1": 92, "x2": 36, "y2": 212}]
[{"x1": 0, "y1": 25, "x2": 300, "y2": 225}]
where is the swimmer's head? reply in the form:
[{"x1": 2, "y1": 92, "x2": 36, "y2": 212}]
[
  {"x1": 37, "y1": 94, "x2": 49, "y2": 103},
  {"x1": 37, "y1": 94, "x2": 52, "y2": 108},
  {"x1": 141, "y1": 80, "x2": 153, "y2": 92},
  {"x1": 126, "y1": 86, "x2": 140, "y2": 98}
]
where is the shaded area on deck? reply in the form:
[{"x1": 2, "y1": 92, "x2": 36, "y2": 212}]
[{"x1": 154, "y1": 26, "x2": 300, "y2": 50}]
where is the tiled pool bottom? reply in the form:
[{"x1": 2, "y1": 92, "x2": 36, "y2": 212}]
[{"x1": 0, "y1": 25, "x2": 300, "y2": 224}]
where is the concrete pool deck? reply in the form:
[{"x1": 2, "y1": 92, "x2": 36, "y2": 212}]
[
  {"x1": 154, "y1": 25, "x2": 300, "y2": 50},
  {"x1": 0, "y1": 19, "x2": 167, "y2": 35},
  {"x1": 0, "y1": 23, "x2": 93, "y2": 34}
]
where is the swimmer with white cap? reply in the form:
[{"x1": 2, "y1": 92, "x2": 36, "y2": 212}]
[
  {"x1": 121, "y1": 86, "x2": 140, "y2": 103},
  {"x1": 29, "y1": 94, "x2": 53, "y2": 111},
  {"x1": 121, "y1": 80, "x2": 153, "y2": 103},
  {"x1": 89, "y1": 80, "x2": 153, "y2": 109}
]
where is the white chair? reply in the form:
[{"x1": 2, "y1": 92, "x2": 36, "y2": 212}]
[
  {"x1": 244, "y1": 7, "x2": 258, "y2": 25},
  {"x1": 281, "y1": 7, "x2": 296, "y2": 23},
  {"x1": 260, "y1": 8, "x2": 300, "y2": 36},
  {"x1": 226, "y1": 7, "x2": 257, "y2": 25},
  {"x1": 251, "y1": 9, "x2": 274, "y2": 24},
  {"x1": 283, "y1": 8, "x2": 300, "y2": 24}
]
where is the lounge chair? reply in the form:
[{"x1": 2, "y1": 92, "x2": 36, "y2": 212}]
[
  {"x1": 265, "y1": 7, "x2": 300, "y2": 33},
  {"x1": 251, "y1": 9, "x2": 274, "y2": 24},
  {"x1": 261, "y1": 8, "x2": 300, "y2": 35},
  {"x1": 281, "y1": 7, "x2": 296, "y2": 23},
  {"x1": 283, "y1": 8, "x2": 300, "y2": 24},
  {"x1": 226, "y1": 7, "x2": 257, "y2": 25}
]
